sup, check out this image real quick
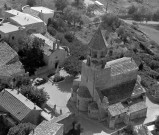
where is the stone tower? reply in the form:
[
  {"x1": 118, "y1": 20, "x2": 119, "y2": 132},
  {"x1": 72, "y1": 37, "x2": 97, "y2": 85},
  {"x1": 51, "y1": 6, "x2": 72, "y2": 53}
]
[
  {"x1": 86, "y1": 28, "x2": 110, "y2": 69},
  {"x1": 80, "y1": 28, "x2": 111, "y2": 100}
]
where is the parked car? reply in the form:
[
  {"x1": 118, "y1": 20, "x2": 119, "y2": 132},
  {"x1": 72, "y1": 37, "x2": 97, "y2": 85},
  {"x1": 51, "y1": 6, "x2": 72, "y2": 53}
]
[{"x1": 34, "y1": 78, "x2": 46, "y2": 86}]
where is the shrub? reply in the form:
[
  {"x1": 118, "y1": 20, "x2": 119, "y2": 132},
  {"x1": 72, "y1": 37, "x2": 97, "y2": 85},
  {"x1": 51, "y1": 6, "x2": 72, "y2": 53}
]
[
  {"x1": 64, "y1": 32, "x2": 74, "y2": 42},
  {"x1": 47, "y1": 26, "x2": 57, "y2": 36},
  {"x1": 26, "y1": 0, "x2": 36, "y2": 7},
  {"x1": 7, "y1": 123, "x2": 35, "y2": 135},
  {"x1": 21, "y1": 85, "x2": 50, "y2": 107}
]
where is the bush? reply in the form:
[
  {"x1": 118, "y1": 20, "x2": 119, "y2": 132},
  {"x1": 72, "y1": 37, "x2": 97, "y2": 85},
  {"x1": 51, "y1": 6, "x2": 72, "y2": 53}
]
[
  {"x1": 7, "y1": 123, "x2": 35, "y2": 135},
  {"x1": 21, "y1": 85, "x2": 50, "y2": 107},
  {"x1": 26, "y1": 0, "x2": 36, "y2": 7},
  {"x1": 53, "y1": 76, "x2": 65, "y2": 82},
  {"x1": 47, "y1": 25, "x2": 57, "y2": 36},
  {"x1": 64, "y1": 32, "x2": 74, "y2": 42}
]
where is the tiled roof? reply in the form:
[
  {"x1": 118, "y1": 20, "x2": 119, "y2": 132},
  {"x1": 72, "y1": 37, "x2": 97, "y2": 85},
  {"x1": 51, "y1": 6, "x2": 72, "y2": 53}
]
[
  {"x1": 29, "y1": 120, "x2": 63, "y2": 135},
  {"x1": 106, "y1": 57, "x2": 138, "y2": 76},
  {"x1": 0, "y1": 89, "x2": 31, "y2": 121},
  {"x1": 5, "y1": 9, "x2": 25, "y2": 16},
  {"x1": 0, "y1": 22, "x2": 20, "y2": 33},
  {"x1": 23, "y1": 6, "x2": 40, "y2": 17},
  {"x1": 0, "y1": 61, "x2": 24, "y2": 77},
  {"x1": 128, "y1": 101, "x2": 147, "y2": 113},
  {"x1": 108, "y1": 101, "x2": 147, "y2": 117},
  {"x1": 32, "y1": 33, "x2": 63, "y2": 56},
  {"x1": 31, "y1": 7, "x2": 54, "y2": 14},
  {"x1": 10, "y1": 13, "x2": 43, "y2": 26},
  {"x1": 0, "y1": 42, "x2": 17, "y2": 67},
  {"x1": 51, "y1": 112, "x2": 72, "y2": 123},
  {"x1": 88, "y1": 28, "x2": 110, "y2": 50},
  {"x1": 100, "y1": 79, "x2": 136, "y2": 104},
  {"x1": 108, "y1": 102, "x2": 127, "y2": 117}
]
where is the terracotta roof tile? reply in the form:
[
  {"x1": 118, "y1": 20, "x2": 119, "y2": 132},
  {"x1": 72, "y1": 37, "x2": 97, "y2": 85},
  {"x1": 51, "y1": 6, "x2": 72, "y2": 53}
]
[
  {"x1": 23, "y1": 7, "x2": 40, "y2": 18},
  {"x1": 29, "y1": 120, "x2": 63, "y2": 135},
  {"x1": 0, "y1": 89, "x2": 31, "y2": 121},
  {"x1": 0, "y1": 61, "x2": 24, "y2": 77},
  {"x1": 0, "y1": 42, "x2": 17, "y2": 67}
]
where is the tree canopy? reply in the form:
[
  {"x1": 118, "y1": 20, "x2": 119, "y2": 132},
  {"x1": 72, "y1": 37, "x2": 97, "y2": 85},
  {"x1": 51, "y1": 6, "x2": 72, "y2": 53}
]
[
  {"x1": 7, "y1": 123, "x2": 35, "y2": 135},
  {"x1": 101, "y1": 13, "x2": 121, "y2": 31},
  {"x1": 26, "y1": 0, "x2": 36, "y2": 7},
  {"x1": 18, "y1": 37, "x2": 45, "y2": 76},
  {"x1": 21, "y1": 85, "x2": 50, "y2": 107},
  {"x1": 55, "y1": 0, "x2": 68, "y2": 12}
]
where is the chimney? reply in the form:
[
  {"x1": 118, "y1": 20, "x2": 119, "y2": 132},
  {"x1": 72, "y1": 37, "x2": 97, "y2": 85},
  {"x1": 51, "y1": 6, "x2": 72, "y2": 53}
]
[
  {"x1": 34, "y1": 103, "x2": 36, "y2": 110},
  {"x1": 53, "y1": 41, "x2": 56, "y2": 51},
  {"x1": 57, "y1": 40, "x2": 60, "y2": 49},
  {"x1": 17, "y1": 89, "x2": 20, "y2": 94}
]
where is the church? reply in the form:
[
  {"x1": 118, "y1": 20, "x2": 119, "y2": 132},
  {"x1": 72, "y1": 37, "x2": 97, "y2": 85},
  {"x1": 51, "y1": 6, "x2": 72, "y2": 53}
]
[{"x1": 70, "y1": 28, "x2": 147, "y2": 129}]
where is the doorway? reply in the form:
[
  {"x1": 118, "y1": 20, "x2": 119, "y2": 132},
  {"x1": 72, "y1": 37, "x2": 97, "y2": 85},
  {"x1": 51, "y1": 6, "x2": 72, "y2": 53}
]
[{"x1": 55, "y1": 61, "x2": 59, "y2": 69}]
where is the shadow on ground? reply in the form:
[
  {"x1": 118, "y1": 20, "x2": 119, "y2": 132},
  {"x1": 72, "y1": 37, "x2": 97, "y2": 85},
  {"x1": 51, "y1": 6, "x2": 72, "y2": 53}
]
[{"x1": 55, "y1": 76, "x2": 74, "y2": 93}]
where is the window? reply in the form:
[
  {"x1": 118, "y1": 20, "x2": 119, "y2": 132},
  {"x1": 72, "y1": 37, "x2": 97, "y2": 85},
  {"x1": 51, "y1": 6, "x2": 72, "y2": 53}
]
[{"x1": 12, "y1": 36, "x2": 15, "y2": 40}]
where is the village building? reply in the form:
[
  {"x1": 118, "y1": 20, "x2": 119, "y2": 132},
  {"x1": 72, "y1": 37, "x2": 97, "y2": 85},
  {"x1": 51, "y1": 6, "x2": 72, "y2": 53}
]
[
  {"x1": 0, "y1": 89, "x2": 43, "y2": 127},
  {"x1": 31, "y1": 33, "x2": 69, "y2": 75},
  {"x1": 70, "y1": 28, "x2": 147, "y2": 129},
  {"x1": 23, "y1": 6, "x2": 54, "y2": 24},
  {"x1": 30, "y1": 112, "x2": 75, "y2": 135},
  {"x1": 0, "y1": 22, "x2": 26, "y2": 51},
  {"x1": 4, "y1": 9, "x2": 46, "y2": 34},
  {"x1": 0, "y1": 41, "x2": 25, "y2": 87}
]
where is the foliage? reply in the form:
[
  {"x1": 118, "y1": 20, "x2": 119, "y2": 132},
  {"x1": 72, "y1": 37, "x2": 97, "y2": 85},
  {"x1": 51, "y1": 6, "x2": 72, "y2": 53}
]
[
  {"x1": 65, "y1": 121, "x2": 83, "y2": 135},
  {"x1": 55, "y1": 0, "x2": 68, "y2": 12},
  {"x1": 21, "y1": 85, "x2": 50, "y2": 107},
  {"x1": 7, "y1": 123, "x2": 35, "y2": 135},
  {"x1": 128, "y1": 5, "x2": 137, "y2": 15},
  {"x1": 101, "y1": 13, "x2": 121, "y2": 31},
  {"x1": 64, "y1": 32, "x2": 74, "y2": 42},
  {"x1": 87, "y1": 4, "x2": 98, "y2": 14},
  {"x1": 63, "y1": 57, "x2": 82, "y2": 77},
  {"x1": 26, "y1": 0, "x2": 36, "y2": 7},
  {"x1": 15, "y1": 76, "x2": 31, "y2": 89},
  {"x1": 62, "y1": 39, "x2": 88, "y2": 76},
  {"x1": 63, "y1": 6, "x2": 82, "y2": 28},
  {"x1": 155, "y1": 116, "x2": 159, "y2": 131},
  {"x1": 123, "y1": 123, "x2": 135, "y2": 135},
  {"x1": 53, "y1": 75, "x2": 64, "y2": 82},
  {"x1": 153, "y1": 9, "x2": 159, "y2": 21},
  {"x1": 47, "y1": 25, "x2": 57, "y2": 36},
  {"x1": 18, "y1": 37, "x2": 45, "y2": 76}
]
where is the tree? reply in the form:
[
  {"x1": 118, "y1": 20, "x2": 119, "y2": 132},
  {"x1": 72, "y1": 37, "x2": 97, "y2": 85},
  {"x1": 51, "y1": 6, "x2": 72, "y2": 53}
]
[
  {"x1": 26, "y1": 0, "x2": 36, "y2": 7},
  {"x1": 62, "y1": 40, "x2": 88, "y2": 76},
  {"x1": 128, "y1": 5, "x2": 137, "y2": 15},
  {"x1": 155, "y1": 116, "x2": 159, "y2": 132},
  {"x1": 21, "y1": 85, "x2": 50, "y2": 107},
  {"x1": 123, "y1": 123, "x2": 135, "y2": 135},
  {"x1": 153, "y1": 9, "x2": 159, "y2": 21},
  {"x1": 63, "y1": 7, "x2": 82, "y2": 28},
  {"x1": 18, "y1": 37, "x2": 45, "y2": 76},
  {"x1": 7, "y1": 123, "x2": 35, "y2": 135},
  {"x1": 55, "y1": 0, "x2": 68, "y2": 12},
  {"x1": 101, "y1": 13, "x2": 121, "y2": 31},
  {"x1": 87, "y1": 4, "x2": 98, "y2": 15}
]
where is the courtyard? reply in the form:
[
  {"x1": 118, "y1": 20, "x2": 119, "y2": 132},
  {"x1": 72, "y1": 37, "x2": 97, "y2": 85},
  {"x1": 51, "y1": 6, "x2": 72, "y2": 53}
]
[{"x1": 37, "y1": 70, "x2": 159, "y2": 134}]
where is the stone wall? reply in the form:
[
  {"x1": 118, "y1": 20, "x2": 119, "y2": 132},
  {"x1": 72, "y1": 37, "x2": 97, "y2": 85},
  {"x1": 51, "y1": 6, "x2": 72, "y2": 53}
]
[{"x1": 76, "y1": 95, "x2": 92, "y2": 112}]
